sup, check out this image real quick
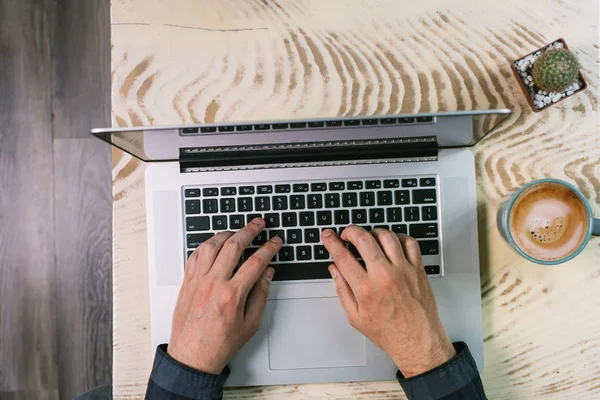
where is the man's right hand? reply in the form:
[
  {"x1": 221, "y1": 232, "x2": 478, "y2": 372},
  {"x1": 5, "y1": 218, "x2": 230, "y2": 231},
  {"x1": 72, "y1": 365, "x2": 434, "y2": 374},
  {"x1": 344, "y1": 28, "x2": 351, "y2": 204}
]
[{"x1": 321, "y1": 226, "x2": 456, "y2": 378}]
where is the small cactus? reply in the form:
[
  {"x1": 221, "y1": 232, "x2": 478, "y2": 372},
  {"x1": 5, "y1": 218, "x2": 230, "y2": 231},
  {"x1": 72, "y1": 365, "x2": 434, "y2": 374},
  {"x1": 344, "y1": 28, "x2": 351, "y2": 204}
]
[{"x1": 532, "y1": 49, "x2": 579, "y2": 93}]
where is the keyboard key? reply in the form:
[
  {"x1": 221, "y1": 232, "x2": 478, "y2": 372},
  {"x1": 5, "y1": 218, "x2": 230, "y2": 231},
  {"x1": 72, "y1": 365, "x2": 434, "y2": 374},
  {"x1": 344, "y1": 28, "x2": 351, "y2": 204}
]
[
  {"x1": 275, "y1": 184, "x2": 291, "y2": 193},
  {"x1": 246, "y1": 213, "x2": 262, "y2": 223},
  {"x1": 325, "y1": 193, "x2": 340, "y2": 208},
  {"x1": 182, "y1": 127, "x2": 199, "y2": 134},
  {"x1": 187, "y1": 233, "x2": 214, "y2": 248},
  {"x1": 269, "y1": 230, "x2": 285, "y2": 242},
  {"x1": 391, "y1": 224, "x2": 408, "y2": 234},
  {"x1": 229, "y1": 215, "x2": 245, "y2": 229},
  {"x1": 329, "y1": 182, "x2": 345, "y2": 191},
  {"x1": 184, "y1": 188, "x2": 200, "y2": 197},
  {"x1": 299, "y1": 212, "x2": 315, "y2": 226},
  {"x1": 383, "y1": 180, "x2": 400, "y2": 188},
  {"x1": 278, "y1": 247, "x2": 295, "y2": 261},
  {"x1": 200, "y1": 127, "x2": 216, "y2": 133},
  {"x1": 360, "y1": 192, "x2": 375, "y2": 206},
  {"x1": 401, "y1": 179, "x2": 418, "y2": 188},
  {"x1": 410, "y1": 223, "x2": 438, "y2": 238},
  {"x1": 422, "y1": 206, "x2": 438, "y2": 221},
  {"x1": 416, "y1": 116, "x2": 434, "y2": 123},
  {"x1": 296, "y1": 246, "x2": 312, "y2": 260},
  {"x1": 347, "y1": 244, "x2": 361, "y2": 258},
  {"x1": 374, "y1": 225, "x2": 390, "y2": 230},
  {"x1": 187, "y1": 250, "x2": 194, "y2": 259},
  {"x1": 212, "y1": 216, "x2": 228, "y2": 230},
  {"x1": 380, "y1": 117, "x2": 397, "y2": 124},
  {"x1": 344, "y1": 120, "x2": 360, "y2": 126},
  {"x1": 342, "y1": 193, "x2": 358, "y2": 207},
  {"x1": 290, "y1": 122, "x2": 306, "y2": 129},
  {"x1": 255, "y1": 197, "x2": 270, "y2": 211},
  {"x1": 314, "y1": 245, "x2": 329, "y2": 260},
  {"x1": 394, "y1": 190, "x2": 410, "y2": 205},
  {"x1": 361, "y1": 225, "x2": 373, "y2": 231},
  {"x1": 220, "y1": 198, "x2": 235, "y2": 213},
  {"x1": 418, "y1": 240, "x2": 439, "y2": 255},
  {"x1": 237, "y1": 125, "x2": 253, "y2": 131},
  {"x1": 308, "y1": 121, "x2": 325, "y2": 128},
  {"x1": 366, "y1": 180, "x2": 381, "y2": 189},
  {"x1": 252, "y1": 231, "x2": 267, "y2": 245},
  {"x1": 387, "y1": 208, "x2": 403, "y2": 222},
  {"x1": 273, "y1": 123, "x2": 289, "y2": 129},
  {"x1": 203, "y1": 188, "x2": 219, "y2": 196},
  {"x1": 258, "y1": 185, "x2": 273, "y2": 194},
  {"x1": 369, "y1": 208, "x2": 385, "y2": 223},
  {"x1": 334, "y1": 210, "x2": 350, "y2": 225},
  {"x1": 238, "y1": 197, "x2": 253, "y2": 212},
  {"x1": 218, "y1": 125, "x2": 235, "y2": 132},
  {"x1": 304, "y1": 229, "x2": 320, "y2": 243},
  {"x1": 362, "y1": 119, "x2": 379, "y2": 125},
  {"x1": 325, "y1": 120, "x2": 343, "y2": 127},
  {"x1": 317, "y1": 211, "x2": 333, "y2": 225},
  {"x1": 287, "y1": 229, "x2": 303, "y2": 244},
  {"x1": 377, "y1": 191, "x2": 393, "y2": 205},
  {"x1": 293, "y1": 184, "x2": 309, "y2": 192},
  {"x1": 185, "y1": 200, "x2": 201, "y2": 214},
  {"x1": 273, "y1": 196, "x2": 288, "y2": 211},
  {"x1": 254, "y1": 124, "x2": 270, "y2": 130},
  {"x1": 287, "y1": 194, "x2": 305, "y2": 210},
  {"x1": 186, "y1": 216, "x2": 210, "y2": 231},
  {"x1": 311, "y1": 183, "x2": 327, "y2": 191},
  {"x1": 412, "y1": 189, "x2": 437, "y2": 204},
  {"x1": 221, "y1": 187, "x2": 236, "y2": 196},
  {"x1": 307, "y1": 194, "x2": 323, "y2": 209},
  {"x1": 321, "y1": 227, "x2": 336, "y2": 234},
  {"x1": 270, "y1": 262, "x2": 332, "y2": 281},
  {"x1": 352, "y1": 209, "x2": 368, "y2": 223},
  {"x1": 420, "y1": 177, "x2": 436, "y2": 187},
  {"x1": 265, "y1": 213, "x2": 280, "y2": 228},
  {"x1": 203, "y1": 199, "x2": 218, "y2": 214},
  {"x1": 404, "y1": 207, "x2": 420, "y2": 222},
  {"x1": 239, "y1": 186, "x2": 255, "y2": 195},
  {"x1": 399, "y1": 117, "x2": 415, "y2": 124},
  {"x1": 348, "y1": 181, "x2": 363, "y2": 190},
  {"x1": 425, "y1": 265, "x2": 441, "y2": 275},
  {"x1": 244, "y1": 247, "x2": 258, "y2": 260},
  {"x1": 282, "y1": 212, "x2": 298, "y2": 227}
]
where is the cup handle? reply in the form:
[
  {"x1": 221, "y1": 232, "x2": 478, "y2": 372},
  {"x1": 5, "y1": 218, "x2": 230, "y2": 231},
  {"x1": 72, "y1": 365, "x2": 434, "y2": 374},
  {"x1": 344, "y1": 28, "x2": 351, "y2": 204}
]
[{"x1": 594, "y1": 218, "x2": 600, "y2": 236}]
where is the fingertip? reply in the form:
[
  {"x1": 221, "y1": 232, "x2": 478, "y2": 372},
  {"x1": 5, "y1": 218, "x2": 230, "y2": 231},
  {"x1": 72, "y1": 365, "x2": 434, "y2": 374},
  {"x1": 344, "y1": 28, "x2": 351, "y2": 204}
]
[
  {"x1": 328, "y1": 264, "x2": 338, "y2": 279},
  {"x1": 251, "y1": 217, "x2": 265, "y2": 227},
  {"x1": 265, "y1": 267, "x2": 275, "y2": 282},
  {"x1": 321, "y1": 228, "x2": 336, "y2": 241}
]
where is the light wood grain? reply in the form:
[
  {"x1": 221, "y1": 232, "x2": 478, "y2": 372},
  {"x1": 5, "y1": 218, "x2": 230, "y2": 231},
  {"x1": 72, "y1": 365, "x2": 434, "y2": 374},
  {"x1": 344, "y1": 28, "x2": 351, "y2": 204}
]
[{"x1": 110, "y1": 0, "x2": 600, "y2": 398}]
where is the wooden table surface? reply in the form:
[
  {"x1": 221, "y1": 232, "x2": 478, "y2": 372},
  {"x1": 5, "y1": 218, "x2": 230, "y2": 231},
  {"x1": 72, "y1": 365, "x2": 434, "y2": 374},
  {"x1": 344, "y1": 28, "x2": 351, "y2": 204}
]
[{"x1": 110, "y1": 1, "x2": 600, "y2": 398}]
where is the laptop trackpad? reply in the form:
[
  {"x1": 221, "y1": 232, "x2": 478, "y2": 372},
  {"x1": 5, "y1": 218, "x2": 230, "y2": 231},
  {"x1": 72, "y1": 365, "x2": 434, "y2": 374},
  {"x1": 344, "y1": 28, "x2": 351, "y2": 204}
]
[{"x1": 267, "y1": 297, "x2": 366, "y2": 370}]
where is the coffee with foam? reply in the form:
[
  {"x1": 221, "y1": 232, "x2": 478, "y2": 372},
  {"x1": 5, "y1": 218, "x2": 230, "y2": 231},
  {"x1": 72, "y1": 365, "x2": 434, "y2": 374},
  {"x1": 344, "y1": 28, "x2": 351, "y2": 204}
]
[{"x1": 509, "y1": 182, "x2": 589, "y2": 261}]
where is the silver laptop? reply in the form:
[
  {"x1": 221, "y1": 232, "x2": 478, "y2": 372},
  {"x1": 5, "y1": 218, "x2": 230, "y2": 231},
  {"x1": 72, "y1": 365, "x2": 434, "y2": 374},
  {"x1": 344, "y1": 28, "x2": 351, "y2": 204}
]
[{"x1": 92, "y1": 109, "x2": 511, "y2": 387}]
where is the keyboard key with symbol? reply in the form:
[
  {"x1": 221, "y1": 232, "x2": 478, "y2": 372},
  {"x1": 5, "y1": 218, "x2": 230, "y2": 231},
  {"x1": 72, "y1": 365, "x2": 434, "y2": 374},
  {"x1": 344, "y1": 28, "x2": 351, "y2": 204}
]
[
  {"x1": 275, "y1": 184, "x2": 291, "y2": 193},
  {"x1": 352, "y1": 209, "x2": 367, "y2": 223},
  {"x1": 184, "y1": 188, "x2": 200, "y2": 197},
  {"x1": 187, "y1": 233, "x2": 214, "y2": 248},
  {"x1": 293, "y1": 184, "x2": 309, "y2": 192},
  {"x1": 185, "y1": 200, "x2": 201, "y2": 214},
  {"x1": 377, "y1": 191, "x2": 393, "y2": 205},
  {"x1": 287, "y1": 229, "x2": 302, "y2": 243},
  {"x1": 255, "y1": 197, "x2": 270, "y2": 211},
  {"x1": 273, "y1": 196, "x2": 288, "y2": 211},
  {"x1": 360, "y1": 192, "x2": 375, "y2": 206},
  {"x1": 413, "y1": 189, "x2": 437, "y2": 204},
  {"x1": 317, "y1": 211, "x2": 332, "y2": 225},
  {"x1": 299, "y1": 212, "x2": 315, "y2": 226},
  {"x1": 186, "y1": 216, "x2": 210, "y2": 231},
  {"x1": 252, "y1": 231, "x2": 267, "y2": 245},
  {"x1": 279, "y1": 247, "x2": 295, "y2": 261},
  {"x1": 325, "y1": 193, "x2": 340, "y2": 208},
  {"x1": 221, "y1": 187, "x2": 236, "y2": 196},
  {"x1": 366, "y1": 180, "x2": 382, "y2": 189},
  {"x1": 425, "y1": 265, "x2": 441, "y2": 275},
  {"x1": 238, "y1": 197, "x2": 253, "y2": 212},
  {"x1": 239, "y1": 186, "x2": 254, "y2": 195},
  {"x1": 418, "y1": 240, "x2": 439, "y2": 255},
  {"x1": 329, "y1": 182, "x2": 345, "y2": 191},
  {"x1": 369, "y1": 208, "x2": 385, "y2": 223},
  {"x1": 203, "y1": 188, "x2": 219, "y2": 196},
  {"x1": 401, "y1": 179, "x2": 418, "y2": 188},
  {"x1": 258, "y1": 185, "x2": 273, "y2": 194},
  {"x1": 314, "y1": 245, "x2": 329, "y2": 259},
  {"x1": 290, "y1": 195, "x2": 306, "y2": 210},
  {"x1": 383, "y1": 180, "x2": 400, "y2": 188},
  {"x1": 311, "y1": 183, "x2": 327, "y2": 191},
  {"x1": 420, "y1": 177, "x2": 436, "y2": 187},
  {"x1": 269, "y1": 230, "x2": 285, "y2": 241},
  {"x1": 203, "y1": 199, "x2": 218, "y2": 214},
  {"x1": 422, "y1": 206, "x2": 438, "y2": 221},
  {"x1": 212, "y1": 216, "x2": 227, "y2": 230},
  {"x1": 343, "y1": 193, "x2": 358, "y2": 207},
  {"x1": 387, "y1": 208, "x2": 402, "y2": 222},
  {"x1": 296, "y1": 246, "x2": 312, "y2": 260},
  {"x1": 334, "y1": 210, "x2": 350, "y2": 225},
  {"x1": 220, "y1": 198, "x2": 235, "y2": 213},
  {"x1": 265, "y1": 213, "x2": 280, "y2": 228},
  {"x1": 391, "y1": 224, "x2": 408, "y2": 234},
  {"x1": 307, "y1": 194, "x2": 323, "y2": 209},
  {"x1": 394, "y1": 190, "x2": 410, "y2": 205},
  {"x1": 229, "y1": 215, "x2": 245, "y2": 229},
  {"x1": 404, "y1": 207, "x2": 420, "y2": 222},
  {"x1": 304, "y1": 229, "x2": 320, "y2": 243},
  {"x1": 282, "y1": 213, "x2": 297, "y2": 227},
  {"x1": 348, "y1": 181, "x2": 363, "y2": 190},
  {"x1": 409, "y1": 223, "x2": 438, "y2": 238}
]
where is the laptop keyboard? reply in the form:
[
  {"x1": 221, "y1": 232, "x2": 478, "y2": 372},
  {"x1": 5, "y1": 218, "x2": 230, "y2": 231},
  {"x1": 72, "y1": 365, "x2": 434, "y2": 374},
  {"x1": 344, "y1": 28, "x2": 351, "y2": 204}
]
[{"x1": 183, "y1": 176, "x2": 442, "y2": 280}]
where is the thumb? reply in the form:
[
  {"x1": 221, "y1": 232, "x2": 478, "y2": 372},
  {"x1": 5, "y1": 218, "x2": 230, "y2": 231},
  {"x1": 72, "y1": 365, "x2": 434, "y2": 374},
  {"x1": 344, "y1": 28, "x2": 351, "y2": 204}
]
[
  {"x1": 329, "y1": 265, "x2": 359, "y2": 318},
  {"x1": 244, "y1": 267, "x2": 275, "y2": 331}
]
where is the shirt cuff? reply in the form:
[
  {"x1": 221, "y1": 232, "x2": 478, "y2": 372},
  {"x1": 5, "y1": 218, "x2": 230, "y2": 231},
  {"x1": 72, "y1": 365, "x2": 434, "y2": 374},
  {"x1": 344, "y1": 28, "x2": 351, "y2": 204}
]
[
  {"x1": 396, "y1": 342, "x2": 484, "y2": 400},
  {"x1": 147, "y1": 344, "x2": 230, "y2": 400}
]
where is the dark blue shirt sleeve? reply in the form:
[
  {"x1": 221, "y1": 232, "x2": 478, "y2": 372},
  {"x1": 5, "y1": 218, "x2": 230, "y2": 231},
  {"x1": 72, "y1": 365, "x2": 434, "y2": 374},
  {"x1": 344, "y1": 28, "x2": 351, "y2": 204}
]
[
  {"x1": 146, "y1": 344, "x2": 229, "y2": 400},
  {"x1": 396, "y1": 342, "x2": 487, "y2": 400}
]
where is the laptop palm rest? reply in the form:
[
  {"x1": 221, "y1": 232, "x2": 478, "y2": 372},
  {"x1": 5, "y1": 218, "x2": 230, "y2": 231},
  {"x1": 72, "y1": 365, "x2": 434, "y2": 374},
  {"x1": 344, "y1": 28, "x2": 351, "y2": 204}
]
[{"x1": 266, "y1": 297, "x2": 366, "y2": 370}]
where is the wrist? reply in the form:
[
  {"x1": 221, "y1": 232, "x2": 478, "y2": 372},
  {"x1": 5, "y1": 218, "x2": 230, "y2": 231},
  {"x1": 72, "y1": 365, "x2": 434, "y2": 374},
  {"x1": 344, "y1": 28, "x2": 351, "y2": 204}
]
[
  {"x1": 393, "y1": 340, "x2": 456, "y2": 378},
  {"x1": 167, "y1": 344, "x2": 226, "y2": 375}
]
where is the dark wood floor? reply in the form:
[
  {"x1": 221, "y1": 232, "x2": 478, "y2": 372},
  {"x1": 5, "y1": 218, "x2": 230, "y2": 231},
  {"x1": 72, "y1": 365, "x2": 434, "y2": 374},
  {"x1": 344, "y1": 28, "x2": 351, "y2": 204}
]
[{"x1": 0, "y1": 1, "x2": 112, "y2": 399}]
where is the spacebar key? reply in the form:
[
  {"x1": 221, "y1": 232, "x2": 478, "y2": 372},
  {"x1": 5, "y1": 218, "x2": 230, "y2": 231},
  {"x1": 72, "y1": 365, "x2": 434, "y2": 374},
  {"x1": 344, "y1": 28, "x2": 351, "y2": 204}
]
[{"x1": 270, "y1": 262, "x2": 332, "y2": 281}]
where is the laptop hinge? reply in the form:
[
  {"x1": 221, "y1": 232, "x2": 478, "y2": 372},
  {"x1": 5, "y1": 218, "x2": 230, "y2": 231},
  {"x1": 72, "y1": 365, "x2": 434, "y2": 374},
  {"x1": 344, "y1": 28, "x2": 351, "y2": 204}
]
[{"x1": 179, "y1": 137, "x2": 438, "y2": 173}]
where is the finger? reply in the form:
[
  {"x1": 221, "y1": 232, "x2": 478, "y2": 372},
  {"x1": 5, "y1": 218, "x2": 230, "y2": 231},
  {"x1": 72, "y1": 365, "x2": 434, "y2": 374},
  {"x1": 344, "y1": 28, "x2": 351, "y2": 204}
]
[
  {"x1": 370, "y1": 228, "x2": 407, "y2": 265},
  {"x1": 184, "y1": 246, "x2": 201, "y2": 282},
  {"x1": 321, "y1": 229, "x2": 366, "y2": 290},
  {"x1": 233, "y1": 236, "x2": 282, "y2": 296},
  {"x1": 329, "y1": 265, "x2": 358, "y2": 316},
  {"x1": 397, "y1": 234, "x2": 423, "y2": 267},
  {"x1": 244, "y1": 267, "x2": 275, "y2": 332},
  {"x1": 340, "y1": 225, "x2": 388, "y2": 265},
  {"x1": 211, "y1": 218, "x2": 266, "y2": 279},
  {"x1": 194, "y1": 231, "x2": 235, "y2": 277}
]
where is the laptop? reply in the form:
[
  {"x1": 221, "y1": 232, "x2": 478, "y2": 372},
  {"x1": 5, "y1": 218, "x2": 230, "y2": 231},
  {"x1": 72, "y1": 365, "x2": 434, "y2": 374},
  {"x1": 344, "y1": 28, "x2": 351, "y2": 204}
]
[{"x1": 92, "y1": 109, "x2": 511, "y2": 387}]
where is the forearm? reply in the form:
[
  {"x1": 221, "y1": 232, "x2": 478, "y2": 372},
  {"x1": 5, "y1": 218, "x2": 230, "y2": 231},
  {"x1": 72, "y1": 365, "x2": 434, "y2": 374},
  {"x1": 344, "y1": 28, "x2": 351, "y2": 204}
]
[
  {"x1": 397, "y1": 342, "x2": 487, "y2": 400},
  {"x1": 146, "y1": 344, "x2": 229, "y2": 400}
]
